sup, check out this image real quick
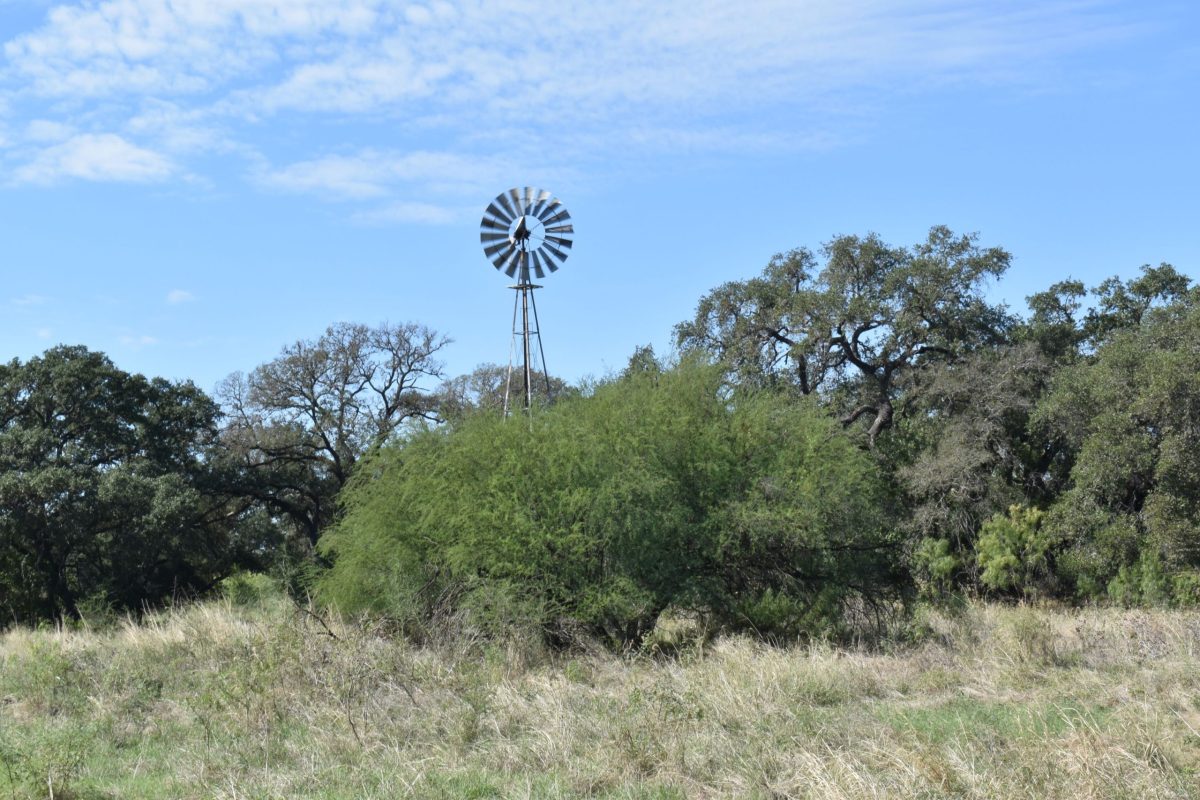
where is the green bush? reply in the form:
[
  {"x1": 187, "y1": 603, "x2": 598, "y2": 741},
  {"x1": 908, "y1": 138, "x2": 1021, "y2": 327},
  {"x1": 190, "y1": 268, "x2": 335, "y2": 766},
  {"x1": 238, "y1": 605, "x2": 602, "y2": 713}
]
[
  {"x1": 218, "y1": 571, "x2": 283, "y2": 608},
  {"x1": 976, "y1": 505, "x2": 1053, "y2": 598},
  {"x1": 912, "y1": 537, "x2": 961, "y2": 597},
  {"x1": 317, "y1": 360, "x2": 903, "y2": 647}
]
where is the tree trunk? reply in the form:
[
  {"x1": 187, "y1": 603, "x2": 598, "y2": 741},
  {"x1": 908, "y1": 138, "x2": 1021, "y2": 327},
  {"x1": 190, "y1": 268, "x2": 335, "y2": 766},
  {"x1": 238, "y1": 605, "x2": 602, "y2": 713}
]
[{"x1": 866, "y1": 399, "x2": 893, "y2": 449}]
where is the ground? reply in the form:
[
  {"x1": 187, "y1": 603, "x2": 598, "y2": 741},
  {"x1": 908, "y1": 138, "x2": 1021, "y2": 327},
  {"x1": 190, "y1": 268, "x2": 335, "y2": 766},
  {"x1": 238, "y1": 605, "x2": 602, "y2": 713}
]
[{"x1": 1, "y1": 598, "x2": 1198, "y2": 799}]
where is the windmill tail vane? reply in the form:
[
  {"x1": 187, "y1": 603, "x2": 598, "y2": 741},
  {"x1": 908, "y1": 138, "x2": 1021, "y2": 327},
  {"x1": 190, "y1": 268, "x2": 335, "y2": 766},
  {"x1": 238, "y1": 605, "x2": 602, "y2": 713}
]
[{"x1": 480, "y1": 187, "x2": 573, "y2": 416}]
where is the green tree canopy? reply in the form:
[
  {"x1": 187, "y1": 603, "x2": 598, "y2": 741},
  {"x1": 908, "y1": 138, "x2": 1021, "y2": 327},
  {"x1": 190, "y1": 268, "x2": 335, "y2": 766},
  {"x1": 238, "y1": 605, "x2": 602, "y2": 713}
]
[
  {"x1": 0, "y1": 346, "x2": 237, "y2": 623},
  {"x1": 676, "y1": 226, "x2": 1011, "y2": 446},
  {"x1": 318, "y1": 359, "x2": 903, "y2": 647},
  {"x1": 1035, "y1": 291, "x2": 1200, "y2": 600}
]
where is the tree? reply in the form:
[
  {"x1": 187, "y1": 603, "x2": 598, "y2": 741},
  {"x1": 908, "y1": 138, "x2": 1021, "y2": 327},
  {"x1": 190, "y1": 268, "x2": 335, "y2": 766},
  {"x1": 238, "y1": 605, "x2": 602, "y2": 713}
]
[
  {"x1": 1021, "y1": 278, "x2": 1087, "y2": 359},
  {"x1": 0, "y1": 346, "x2": 237, "y2": 624},
  {"x1": 318, "y1": 359, "x2": 903, "y2": 648},
  {"x1": 905, "y1": 265, "x2": 1194, "y2": 597},
  {"x1": 217, "y1": 322, "x2": 449, "y2": 548},
  {"x1": 1034, "y1": 291, "x2": 1200, "y2": 600},
  {"x1": 676, "y1": 226, "x2": 1012, "y2": 446},
  {"x1": 1082, "y1": 263, "x2": 1191, "y2": 349},
  {"x1": 432, "y1": 363, "x2": 575, "y2": 422},
  {"x1": 901, "y1": 342, "x2": 1062, "y2": 589}
]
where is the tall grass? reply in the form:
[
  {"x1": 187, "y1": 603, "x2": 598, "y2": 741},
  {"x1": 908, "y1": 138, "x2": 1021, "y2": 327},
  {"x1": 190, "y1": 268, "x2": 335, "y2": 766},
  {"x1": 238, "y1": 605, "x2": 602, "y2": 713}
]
[{"x1": 1, "y1": 595, "x2": 1198, "y2": 798}]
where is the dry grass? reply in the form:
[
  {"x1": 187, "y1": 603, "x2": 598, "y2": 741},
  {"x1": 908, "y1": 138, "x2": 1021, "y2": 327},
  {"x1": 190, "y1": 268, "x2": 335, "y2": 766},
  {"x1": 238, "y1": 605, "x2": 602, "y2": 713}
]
[{"x1": 2, "y1": 597, "x2": 1198, "y2": 799}]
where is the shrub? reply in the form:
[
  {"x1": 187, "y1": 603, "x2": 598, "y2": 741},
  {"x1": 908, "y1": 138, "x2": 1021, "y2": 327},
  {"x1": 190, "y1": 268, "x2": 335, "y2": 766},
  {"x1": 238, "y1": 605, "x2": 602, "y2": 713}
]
[
  {"x1": 318, "y1": 360, "x2": 904, "y2": 647},
  {"x1": 976, "y1": 505, "x2": 1053, "y2": 598}
]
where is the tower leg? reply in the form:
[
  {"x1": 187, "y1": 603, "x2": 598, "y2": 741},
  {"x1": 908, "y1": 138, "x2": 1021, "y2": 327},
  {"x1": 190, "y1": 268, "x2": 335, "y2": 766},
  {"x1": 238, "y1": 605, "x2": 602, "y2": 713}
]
[
  {"x1": 521, "y1": 286, "x2": 533, "y2": 412},
  {"x1": 503, "y1": 287, "x2": 520, "y2": 417},
  {"x1": 528, "y1": 286, "x2": 553, "y2": 401}
]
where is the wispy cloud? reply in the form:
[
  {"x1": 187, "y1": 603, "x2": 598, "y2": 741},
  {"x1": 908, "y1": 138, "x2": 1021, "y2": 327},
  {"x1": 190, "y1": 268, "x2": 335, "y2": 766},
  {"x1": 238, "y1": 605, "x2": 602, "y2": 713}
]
[
  {"x1": 166, "y1": 289, "x2": 194, "y2": 304},
  {"x1": 0, "y1": 1, "x2": 1158, "y2": 206},
  {"x1": 119, "y1": 334, "x2": 158, "y2": 346},
  {"x1": 352, "y1": 201, "x2": 460, "y2": 226},
  {"x1": 13, "y1": 133, "x2": 174, "y2": 185},
  {"x1": 258, "y1": 149, "x2": 514, "y2": 200},
  {"x1": 25, "y1": 119, "x2": 72, "y2": 142},
  {"x1": 11, "y1": 293, "x2": 49, "y2": 306}
]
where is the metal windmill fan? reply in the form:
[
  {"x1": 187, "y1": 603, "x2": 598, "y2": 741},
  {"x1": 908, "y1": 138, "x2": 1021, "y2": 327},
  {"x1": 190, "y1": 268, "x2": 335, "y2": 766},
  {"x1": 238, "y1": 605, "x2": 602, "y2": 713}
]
[
  {"x1": 480, "y1": 187, "x2": 574, "y2": 282},
  {"x1": 479, "y1": 187, "x2": 574, "y2": 415}
]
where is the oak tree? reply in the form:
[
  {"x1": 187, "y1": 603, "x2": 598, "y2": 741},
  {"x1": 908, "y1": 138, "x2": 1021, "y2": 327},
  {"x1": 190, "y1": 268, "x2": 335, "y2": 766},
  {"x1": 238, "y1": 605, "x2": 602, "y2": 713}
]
[
  {"x1": 217, "y1": 321, "x2": 449, "y2": 547},
  {"x1": 677, "y1": 226, "x2": 1012, "y2": 446}
]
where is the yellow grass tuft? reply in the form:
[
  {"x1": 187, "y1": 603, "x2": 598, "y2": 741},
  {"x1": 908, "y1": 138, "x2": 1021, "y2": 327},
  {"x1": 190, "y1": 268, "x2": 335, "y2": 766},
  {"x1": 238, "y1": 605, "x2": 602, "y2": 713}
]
[{"x1": 1, "y1": 600, "x2": 1198, "y2": 798}]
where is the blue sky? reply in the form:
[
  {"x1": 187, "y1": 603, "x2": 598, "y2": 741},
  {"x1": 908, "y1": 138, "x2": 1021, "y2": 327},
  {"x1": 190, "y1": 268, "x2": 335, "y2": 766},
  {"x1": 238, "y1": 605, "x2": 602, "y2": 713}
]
[{"x1": 1, "y1": 0, "x2": 1197, "y2": 395}]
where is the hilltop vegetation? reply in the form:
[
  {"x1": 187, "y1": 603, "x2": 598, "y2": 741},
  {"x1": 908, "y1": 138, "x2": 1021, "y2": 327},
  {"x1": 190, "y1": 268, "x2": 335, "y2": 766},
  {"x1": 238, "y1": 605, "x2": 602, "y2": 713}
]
[{"x1": 2, "y1": 226, "x2": 1199, "y2": 640}]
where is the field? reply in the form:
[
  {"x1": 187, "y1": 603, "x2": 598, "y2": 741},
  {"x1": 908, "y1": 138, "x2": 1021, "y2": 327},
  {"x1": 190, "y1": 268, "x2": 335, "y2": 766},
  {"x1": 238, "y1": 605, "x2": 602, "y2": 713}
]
[{"x1": 2, "y1": 597, "x2": 1198, "y2": 799}]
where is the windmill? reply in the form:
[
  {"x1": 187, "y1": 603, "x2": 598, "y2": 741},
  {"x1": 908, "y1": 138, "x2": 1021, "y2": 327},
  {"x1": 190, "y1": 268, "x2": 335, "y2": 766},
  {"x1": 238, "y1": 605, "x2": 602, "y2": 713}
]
[{"x1": 480, "y1": 187, "x2": 573, "y2": 415}]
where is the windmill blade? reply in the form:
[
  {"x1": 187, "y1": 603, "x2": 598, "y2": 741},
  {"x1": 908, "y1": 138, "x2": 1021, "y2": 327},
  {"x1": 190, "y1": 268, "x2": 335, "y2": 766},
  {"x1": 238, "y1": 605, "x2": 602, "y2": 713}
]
[
  {"x1": 481, "y1": 216, "x2": 509, "y2": 232},
  {"x1": 487, "y1": 242, "x2": 515, "y2": 266},
  {"x1": 537, "y1": 246, "x2": 561, "y2": 273},
  {"x1": 531, "y1": 250, "x2": 547, "y2": 280},
  {"x1": 546, "y1": 235, "x2": 573, "y2": 249},
  {"x1": 485, "y1": 201, "x2": 513, "y2": 225},
  {"x1": 531, "y1": 190, "x2": 553, "y2": 219},
  {"x1": 495, "y1": 191, "x2": 518, "y2": 221},
  {"x1": 542, "y1": 242, "x2": 569, "y2": 263},
  {"x1": 535, "y1": 199, "x2": 561, "y2": 222},
  {"x1": 480, "y1": 231, "x2": 510, "y2": 243},
  {"x1": 542, "y1": 210, "x2": 570, "y2": 227},
  {"x1": 518, "y1": 251, "x2": 532, "y2": 283},
  {"x1": 522, "y1": 186, "x2": 536, "y2": 215},
  {"x1": 503, "y1": 250, "x2": 525, "y2": 278},
  {"x1": 545, "y1": 224, "x2": 573, "y2": 235},
  {"x1": 498, "y1": 248, "x2": 520, "y2": 276},
  {"x1": 508, "y1": 188, "x2": 524, "y2": 218},
  {"x1": 484, "y1": 240, "x2": 512, "y2": 259}
]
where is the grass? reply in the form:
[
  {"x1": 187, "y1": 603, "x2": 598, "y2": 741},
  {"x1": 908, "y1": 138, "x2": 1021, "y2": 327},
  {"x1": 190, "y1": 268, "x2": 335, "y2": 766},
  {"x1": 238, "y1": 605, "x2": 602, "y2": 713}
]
[{"x1": 2, "y1": 597, "x2": 1199, "y2": 799}]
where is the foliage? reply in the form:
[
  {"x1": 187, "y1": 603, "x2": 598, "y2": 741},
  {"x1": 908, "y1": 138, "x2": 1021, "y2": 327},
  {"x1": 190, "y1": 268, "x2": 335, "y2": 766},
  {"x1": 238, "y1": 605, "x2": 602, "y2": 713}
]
[
  {"x1": 897, "y1": 343, "x2": 1062, "y2": 577},
  {"x1": 1082, "y1": 263, "x2": 1191, "y2": 348},
  {"x1": 975, "y1": 505, "x2": 1053, "y2": 598},
  {"x1": 3, "y1": 233, "x2": 1192, "y2": 630},
  {"x1": 432, "y1": 362, "x2": 578, "y2": 421},
  {"x1": 676, "y1": 226, "x2": 1012, "y2": 446},
  {"x1": 318, "y1": 358, "x2": 902, "y2": 647},
  {"x1": 911, "y1": 537, "x2": 960, "y2": 596},
  {"x1": 0, "y1": 346, "x2": 238, "y2": 624},
  {"x1": 216, "y1": 321, "x2": 449, "y2": 548},
  {"x1": 1035, "y1": 291, "x2": 1200, "y2": 600}
]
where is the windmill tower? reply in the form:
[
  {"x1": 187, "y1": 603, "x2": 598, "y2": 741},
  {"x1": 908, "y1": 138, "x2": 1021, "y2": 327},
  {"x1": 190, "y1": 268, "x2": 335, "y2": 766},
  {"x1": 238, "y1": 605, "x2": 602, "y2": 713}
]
[{"x1": 479, "y1": 187, "x2": 574, "y2": 415}]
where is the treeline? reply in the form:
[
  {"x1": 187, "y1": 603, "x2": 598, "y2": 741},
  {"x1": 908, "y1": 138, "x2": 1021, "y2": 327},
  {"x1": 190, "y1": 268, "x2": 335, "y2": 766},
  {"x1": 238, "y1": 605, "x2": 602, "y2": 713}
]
[{"x1": 2, "y1": 226, "x2": 1196, "y2": 642}]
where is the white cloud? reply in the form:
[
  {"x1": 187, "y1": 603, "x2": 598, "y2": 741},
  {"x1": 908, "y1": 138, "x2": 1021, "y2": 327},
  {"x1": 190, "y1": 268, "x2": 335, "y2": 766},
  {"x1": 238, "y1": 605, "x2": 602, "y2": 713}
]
[
  {"x1": 13, "y1": 133, "x2": 174, "y2": 184},
  {"x1": 127, "y1": 101, "x2": 234, "y2": 155},
  {"x1": 11, "y1": 293, "x2": 49, "y2": 306},
  {"x1": 119, "y1": 334, "x2": 158, "y2": 346},
  {"x1": 25, "y1": 119, "x2": 73, "y2": 142},
  {"x1": 352, "y1": 201, "x2": 459, "y2": 225},
  {"x1": 5, "y1": 2, "x2": 1140, "y2": 114},
  {"x1": 259, "y1": 150, "x2": 514, "y2": 200},
  {"x1": 3, "y1": 0, "x2": 388, "y2": 97},
  {"x1": 0, "y1": 0, "x2": 1156, "y2": 194},
  {"x1": 166, "y1": 289, "x2": 194, "y2": 304},
  {"x1": 35, "y1": 327, "x2": 52, "y2": 339}
]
